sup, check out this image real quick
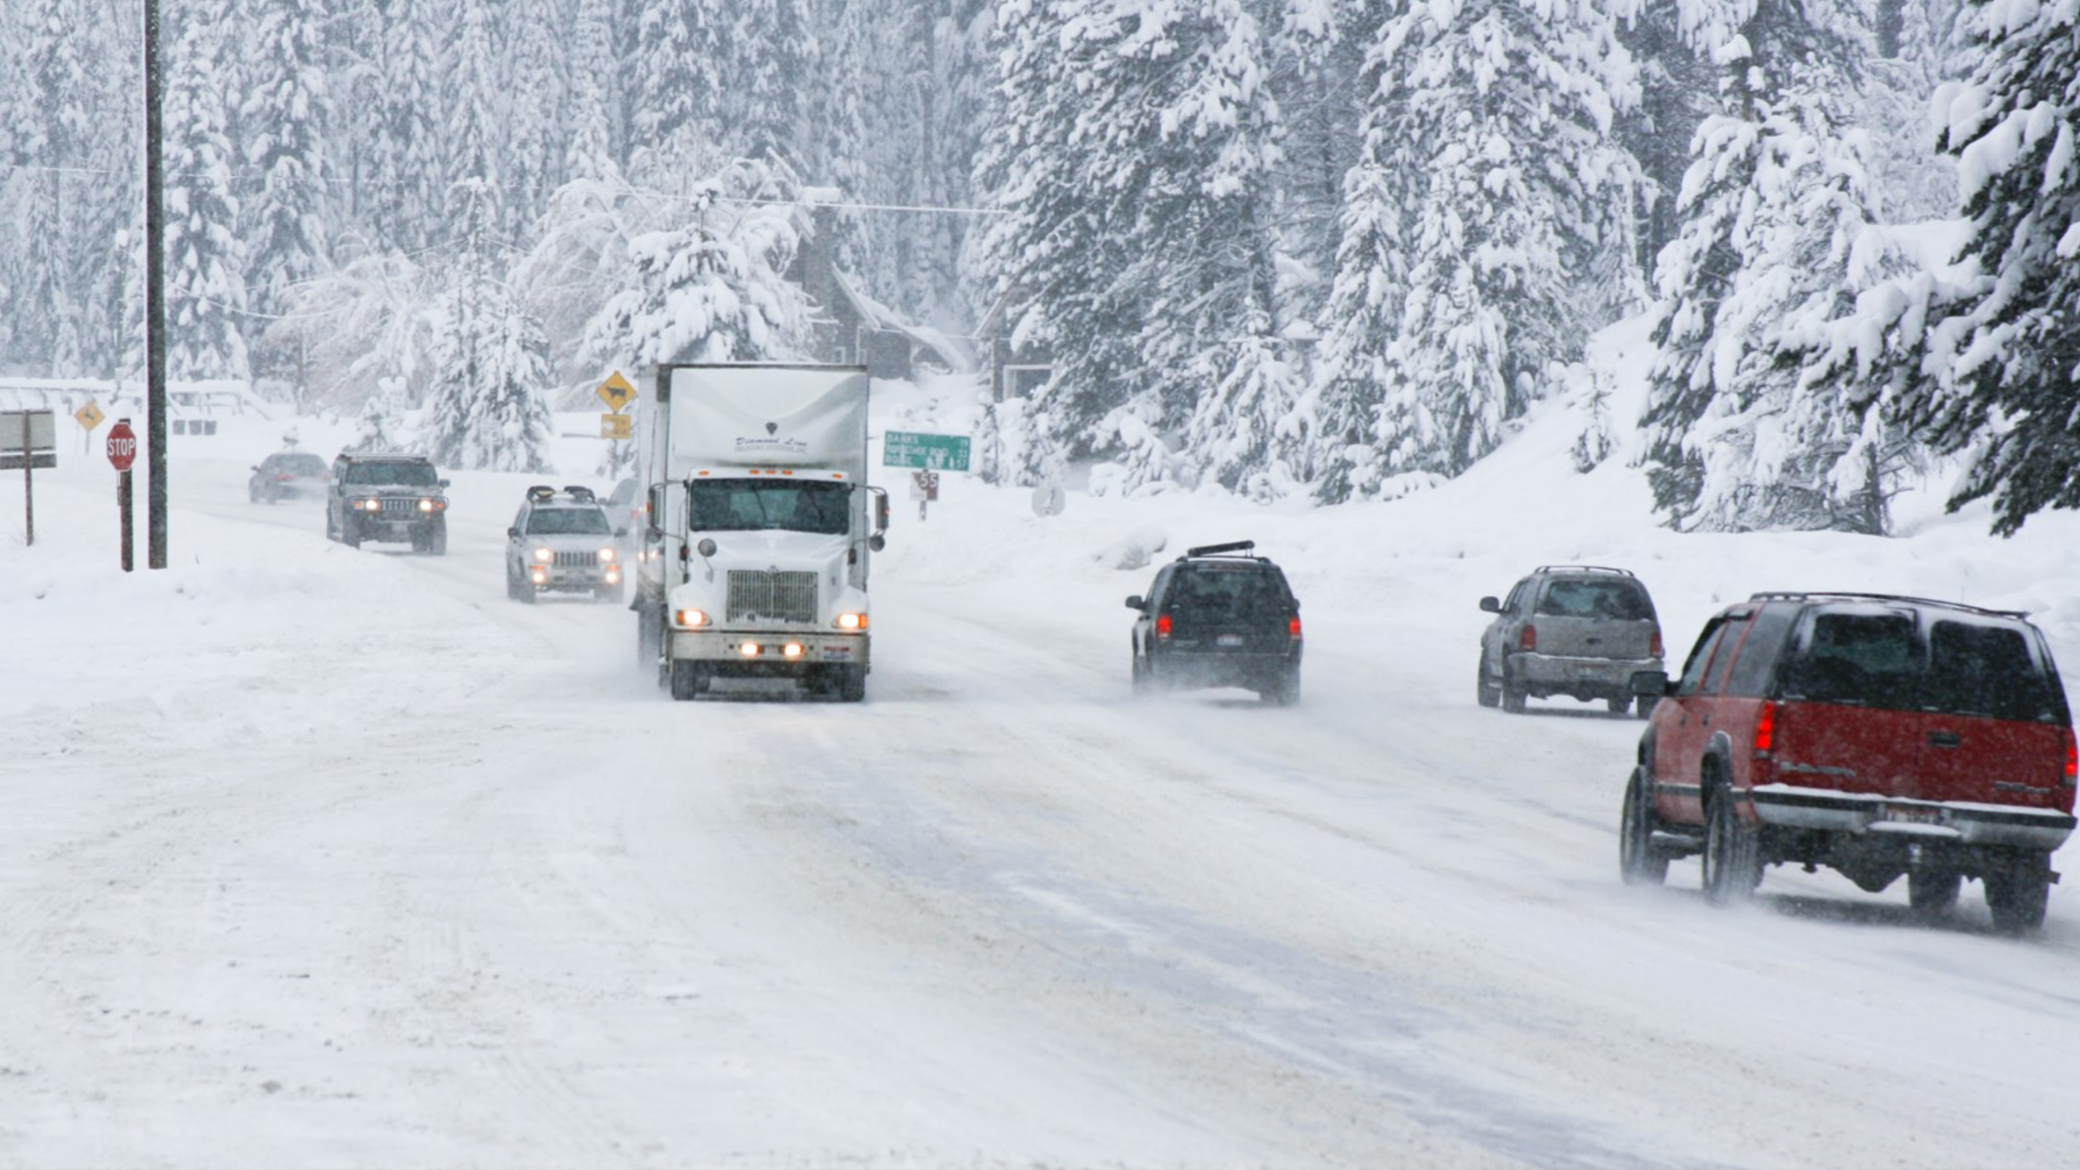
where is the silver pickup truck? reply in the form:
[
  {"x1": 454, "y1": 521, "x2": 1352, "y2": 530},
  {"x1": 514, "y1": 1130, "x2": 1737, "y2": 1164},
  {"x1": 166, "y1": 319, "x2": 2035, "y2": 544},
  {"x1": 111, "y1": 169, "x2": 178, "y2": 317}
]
[{"x1": 1478, "y1": 565, "x2": 1664, "y2": 716}]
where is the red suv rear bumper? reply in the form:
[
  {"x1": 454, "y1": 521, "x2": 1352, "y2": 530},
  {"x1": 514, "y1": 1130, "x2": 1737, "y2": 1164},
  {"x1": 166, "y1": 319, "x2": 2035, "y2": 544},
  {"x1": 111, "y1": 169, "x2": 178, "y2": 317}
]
[{"x1": 1750, "y1": 783, "x2": 2076, "y2": 851}]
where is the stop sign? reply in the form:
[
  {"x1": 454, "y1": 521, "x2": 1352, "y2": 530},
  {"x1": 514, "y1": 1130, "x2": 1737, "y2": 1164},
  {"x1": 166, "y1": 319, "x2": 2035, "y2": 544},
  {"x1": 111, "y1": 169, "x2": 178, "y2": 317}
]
[{"x1": 107, "y1": 420, "x2": 138, "y2": 472}]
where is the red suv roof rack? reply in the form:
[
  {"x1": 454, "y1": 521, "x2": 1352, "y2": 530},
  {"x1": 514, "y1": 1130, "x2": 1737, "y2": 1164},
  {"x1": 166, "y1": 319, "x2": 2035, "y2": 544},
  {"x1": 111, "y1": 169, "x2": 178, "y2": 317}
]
[{"x1": 1744, "y1": 591, "x2": 2029, "y2": 620}]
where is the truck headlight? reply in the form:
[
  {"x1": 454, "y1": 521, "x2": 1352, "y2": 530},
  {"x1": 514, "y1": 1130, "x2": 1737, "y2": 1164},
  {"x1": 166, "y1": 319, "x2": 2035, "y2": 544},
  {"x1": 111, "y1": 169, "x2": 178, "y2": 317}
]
[
  {"x1": 533, "y1": 547, "x2": 553, "y2": 562},
  {"x1": 597, "y1": 547, "x2": 616, "y2": 563},
  {"x1": 834, "y1": 612, "x2": 868, "y2": 631},
  {"x1": 674, "y1": 609, "x2": 709, "y2": 628},
  {"x1": 355, "y1": 497, "x2": 381, "y2": 511}
]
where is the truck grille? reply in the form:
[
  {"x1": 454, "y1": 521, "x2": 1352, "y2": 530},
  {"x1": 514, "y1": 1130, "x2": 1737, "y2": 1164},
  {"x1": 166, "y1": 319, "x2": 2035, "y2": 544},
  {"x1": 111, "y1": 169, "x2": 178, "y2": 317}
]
[
  {"x1": 727, "y1": 570, "x2": 818, "y2": 624},
  {"x1": 552, "y1": 550, "x2": 595, "y2": 569},
  {"x1": 378, "y1": 497, "x2": 422, "y2": 515}
]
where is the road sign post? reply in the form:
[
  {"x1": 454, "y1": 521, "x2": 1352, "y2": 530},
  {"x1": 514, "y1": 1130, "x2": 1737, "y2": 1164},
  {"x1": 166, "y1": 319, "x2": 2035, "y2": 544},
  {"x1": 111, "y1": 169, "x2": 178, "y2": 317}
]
[
  {"x1": 108, "y1": 418, "x2": 138, "y2": 572},
  {"x1": 2, "y1": 410, "x2": 56, "y2": 546}
]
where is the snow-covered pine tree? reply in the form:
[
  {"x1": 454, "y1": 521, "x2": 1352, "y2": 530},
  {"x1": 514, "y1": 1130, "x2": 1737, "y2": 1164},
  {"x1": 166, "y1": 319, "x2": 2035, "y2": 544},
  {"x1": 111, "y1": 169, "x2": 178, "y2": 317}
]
[
  {"x1": 721, "y1": 0, "x2": 814, "y2": 163},
  {"x1": 1312, "y1": 0, "x2": 1642, "y2": 491},
  {"x1": 423, "y1": 178, "x2": 556, "y2": 473},
  {"x1": 584, "y1": 159, "x2": 812, "y2": 367},
  {"x1": 1636, "y1": 0, "x2": 1884, "y2": 532},
  {"x1": 566, "y1": 0, "x2": 623, "y2": 183},
  {"x1": 1910, "y1": 0, "x2": 2080, "y2": 534},
  {"x1": 443, "y1": 3, "x2": 504, "y2": 221},
  {"x1": 968, "y1": 0, "x2": 1289, "y2": 495},
  {"x1": 15, "y1": 0, "x2": 100, "y2": 376},
  {"x1": 634, "y1": 0, "x2": 727, "y2": 154},
  {"x1": 368, "y1": 0, "x2": 444, "y2": 253},
  {"x1": 346, "y1": 383, "x2": 411, "y2": 453},
  {"x1": 166, "y1": 0, "x2": 250, "y2": 381},
  {"x1": 241, "y1": 0, "x2": 332, "y2": 337},
  {"x1": 1862, "y1": 0, "x2": 1955, "y2": 224},
  {"x1": 505, "y1": 0, "x2": 570, "y2": 240}
]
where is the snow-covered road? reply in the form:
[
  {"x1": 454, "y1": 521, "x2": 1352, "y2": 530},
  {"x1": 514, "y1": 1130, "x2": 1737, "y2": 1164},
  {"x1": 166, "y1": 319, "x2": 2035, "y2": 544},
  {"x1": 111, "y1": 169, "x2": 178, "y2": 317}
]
[{"x1": 6, "y1": 424, "x2": 2079, "y2": 1168}]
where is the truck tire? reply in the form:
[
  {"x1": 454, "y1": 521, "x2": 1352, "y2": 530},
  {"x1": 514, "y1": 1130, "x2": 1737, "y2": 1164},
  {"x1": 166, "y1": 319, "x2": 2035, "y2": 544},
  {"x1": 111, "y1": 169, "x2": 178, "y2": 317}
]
[
  {"x1": 837, "y1": 665, "x2": 866, "y2": 703},
  {"x1": 1500, "y1": 666, "x2": 1526, "y2": 714},
  {"x1": 1262, "y1": 666, "x2": 1300, "y2": 707},
  {"x1": 1476, "y1": 654, "x2": 1500, "y2": 708},
  {"x1": 423, "y1": 519, "x2": 446, "y2": 556},
  {"x1": 669, "y1": 660, "x2": 706, "y2": 702},
  {"x1": 1985, "y1": 853, "x2": 2051, "y2": 933},
  {"x1": 341, "y1": 516, "x2": 361, "y2": 548},
  {"x1": 1619, "y1": 768, "x2": 1669, "y2": 886},
  {"x1": 1701, "y1": 785, "x2": 1760, "y2": 906},
  {"x1": 636, "y1": 604, "x2": 662, "y2": 671}
]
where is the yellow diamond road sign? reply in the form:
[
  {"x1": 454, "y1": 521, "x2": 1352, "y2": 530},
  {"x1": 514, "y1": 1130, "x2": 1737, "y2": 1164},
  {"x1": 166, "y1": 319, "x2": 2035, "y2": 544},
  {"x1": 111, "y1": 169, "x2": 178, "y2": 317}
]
[
  {"x1": 600, "y1": 412, "x2": 632, "y2": 441},
  {"x1": 74, "y1": 400, "x2": 104, "y2": 431},
  {"x1": 596, "y1": 370, "x2": 635, "y2": 412}
]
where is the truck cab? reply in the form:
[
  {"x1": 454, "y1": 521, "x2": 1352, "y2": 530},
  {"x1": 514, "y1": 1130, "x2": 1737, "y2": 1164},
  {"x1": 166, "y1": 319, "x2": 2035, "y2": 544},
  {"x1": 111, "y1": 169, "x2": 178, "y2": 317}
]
[{"x1": 632, "y1": 364, "x2": 889, "y2": 702}]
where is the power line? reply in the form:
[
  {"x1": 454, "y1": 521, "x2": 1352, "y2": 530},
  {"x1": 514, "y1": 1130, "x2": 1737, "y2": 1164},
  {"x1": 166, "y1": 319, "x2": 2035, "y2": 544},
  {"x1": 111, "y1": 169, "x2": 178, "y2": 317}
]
[{"x1": 0, "y1": 160, "x2": 1005, "y2": 217}]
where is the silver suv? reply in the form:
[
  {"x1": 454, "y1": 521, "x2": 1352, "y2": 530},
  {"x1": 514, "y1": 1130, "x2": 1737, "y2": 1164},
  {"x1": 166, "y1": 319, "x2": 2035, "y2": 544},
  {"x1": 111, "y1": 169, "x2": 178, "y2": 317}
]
[
  {"x1": 1478, "y1": 566, "x2": 1663, "y2": 716},
  {"x1": 505, "y1": 486, "x2": 627, "y2": 603}
]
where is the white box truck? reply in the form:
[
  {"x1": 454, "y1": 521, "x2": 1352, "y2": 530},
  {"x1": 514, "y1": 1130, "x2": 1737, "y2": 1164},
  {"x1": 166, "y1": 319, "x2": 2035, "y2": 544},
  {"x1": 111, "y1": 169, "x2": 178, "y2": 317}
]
[{"x1": 633, "y1": 363, "x2": 889, "y2": 701}]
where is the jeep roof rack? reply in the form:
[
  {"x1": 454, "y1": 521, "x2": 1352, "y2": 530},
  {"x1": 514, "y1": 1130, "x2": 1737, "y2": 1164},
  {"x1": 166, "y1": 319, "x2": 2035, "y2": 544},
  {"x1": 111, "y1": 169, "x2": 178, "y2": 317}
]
[
  {"x1": 1534, "y1": 565, "x2": 1635, "y2": 577},
  {"x1": 1183, "y1": 540, "x2": 1257, "y2": 559},
  {"x1": 1746, "y1": 591, "x2": 2030, "y2": 620}
]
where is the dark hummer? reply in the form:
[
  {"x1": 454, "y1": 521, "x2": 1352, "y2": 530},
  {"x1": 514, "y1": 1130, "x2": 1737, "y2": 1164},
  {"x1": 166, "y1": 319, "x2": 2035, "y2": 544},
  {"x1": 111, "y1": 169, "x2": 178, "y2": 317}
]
[{"x1": 326, "y1": 452, "x2": 450, "y2": 554}]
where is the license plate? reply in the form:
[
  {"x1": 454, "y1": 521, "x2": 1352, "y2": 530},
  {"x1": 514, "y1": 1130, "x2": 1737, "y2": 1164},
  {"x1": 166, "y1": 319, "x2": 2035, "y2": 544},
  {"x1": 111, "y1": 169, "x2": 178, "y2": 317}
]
[
  {"x1": 1217, "y1": 634, "x2": 1245, "y2": 648},
  {"x1": 1880, "y1": 804, "x2": 1941, "y2": 825}
]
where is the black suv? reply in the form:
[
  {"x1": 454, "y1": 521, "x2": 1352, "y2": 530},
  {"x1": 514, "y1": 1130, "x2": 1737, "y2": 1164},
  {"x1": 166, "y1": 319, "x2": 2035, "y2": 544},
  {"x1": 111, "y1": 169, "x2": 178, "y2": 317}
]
[
  {"x1": 326, "y1": 452, "x2": 450, "y2": 554},
  {"x1": 1126, "y1": 541, "x2": 1302, "y2": 705}
]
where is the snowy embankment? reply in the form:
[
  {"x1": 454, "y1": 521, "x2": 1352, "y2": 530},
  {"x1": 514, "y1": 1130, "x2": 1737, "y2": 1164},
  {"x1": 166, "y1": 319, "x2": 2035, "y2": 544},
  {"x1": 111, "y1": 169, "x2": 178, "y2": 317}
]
[{"x1": 4, "y1": 359, "x2": 2080, "y2": 1168}]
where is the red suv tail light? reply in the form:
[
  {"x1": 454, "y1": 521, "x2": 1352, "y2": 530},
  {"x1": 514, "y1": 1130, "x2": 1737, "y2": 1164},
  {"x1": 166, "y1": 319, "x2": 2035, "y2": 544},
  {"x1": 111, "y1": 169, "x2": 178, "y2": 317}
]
[
  {"x1": 1649, "y1": 627, "x2": 1663, "y2": 657},
  {"x1": 1288, "y1": 615, "x2": 1302, "y2": 640},
  {"x1": 2062, "y1": 727, "x2": 2076, "y2": 787},
  {"x1": 1155, "y1": 613, "x2": 1173, "y2": 640},
  {"x1": 1755, "y1": 702, "x2": 1781, "y2": 755},
  {"x1": 1518, "y1": 625, "x2": 1537, "y2": 652}
]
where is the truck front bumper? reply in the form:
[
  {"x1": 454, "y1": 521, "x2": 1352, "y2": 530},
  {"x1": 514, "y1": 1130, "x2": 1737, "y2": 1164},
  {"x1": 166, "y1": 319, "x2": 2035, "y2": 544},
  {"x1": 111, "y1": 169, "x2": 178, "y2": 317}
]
[{"x1": 668, "y1": 628, "x2": 869, "y2": 670}]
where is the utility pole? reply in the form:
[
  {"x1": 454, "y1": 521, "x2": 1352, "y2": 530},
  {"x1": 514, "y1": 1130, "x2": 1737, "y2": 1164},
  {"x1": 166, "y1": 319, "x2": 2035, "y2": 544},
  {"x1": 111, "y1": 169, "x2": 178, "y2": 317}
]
[{"x1": 145, "y1": 0, "x2": 168, "y2": 569}]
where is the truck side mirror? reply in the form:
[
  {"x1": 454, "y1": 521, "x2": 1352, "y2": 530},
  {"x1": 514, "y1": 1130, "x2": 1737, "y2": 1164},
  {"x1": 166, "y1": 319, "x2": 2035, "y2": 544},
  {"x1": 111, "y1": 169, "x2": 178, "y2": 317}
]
[
  {"x1": 1125, "y1": 595, "x2": 1145, "y2": 611},
  {"x1": 506, "y1": 526, "x2": 519, "y2": 539},
  {"x1": 872, "y1": 487, "x2": 891, "y2": 532},
  {"x1": 868, "y1": 534, "x2": 885, "y2": 552},
  {"x1": 1479, "y1": 596, "x2": 1501, "y2": 613}
]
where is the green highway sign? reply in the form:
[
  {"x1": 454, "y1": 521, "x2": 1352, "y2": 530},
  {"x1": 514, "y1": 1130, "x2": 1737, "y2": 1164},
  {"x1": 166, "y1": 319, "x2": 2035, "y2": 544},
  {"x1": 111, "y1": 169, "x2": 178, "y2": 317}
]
[{"x1": 882, "y1": 430, "x2": 971, "y2": 472}]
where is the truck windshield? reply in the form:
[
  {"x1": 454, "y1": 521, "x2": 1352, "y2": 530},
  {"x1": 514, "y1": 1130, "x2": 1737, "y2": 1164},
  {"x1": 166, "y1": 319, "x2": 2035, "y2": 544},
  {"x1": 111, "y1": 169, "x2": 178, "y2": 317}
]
[{"x1": 689, "y1": 479, "x2": 849, "y2": 536}]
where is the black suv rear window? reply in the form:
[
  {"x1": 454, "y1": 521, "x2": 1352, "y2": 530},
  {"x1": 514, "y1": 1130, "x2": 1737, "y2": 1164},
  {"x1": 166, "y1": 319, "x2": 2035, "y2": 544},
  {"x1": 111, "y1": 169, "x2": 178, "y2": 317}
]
[
  {"x1": 1781, "y1": 609, "x2": 2065, "y2": 722},
  {"x1": 1166, "y1": 565, "x2": 1290, "y2": 616},
  {"x1": 1536, "y1": 578, "x2": 1653, "y2": 620}
]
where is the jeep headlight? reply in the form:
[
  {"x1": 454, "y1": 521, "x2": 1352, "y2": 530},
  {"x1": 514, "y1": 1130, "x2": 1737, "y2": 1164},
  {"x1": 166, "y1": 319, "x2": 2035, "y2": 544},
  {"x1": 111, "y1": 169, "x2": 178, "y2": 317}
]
[
  {"x1": 418, "y1": 498, "x2": 435, "y2": 512},
  {"x1": 355, "y1": 497, "x2": 381, "y2": 511},
  {"x1": 597, "y1": 547, "x2": 616, "y2": 563},
  {"x1": 533, "y1": 547, "x2": 553, "y2": 562}
]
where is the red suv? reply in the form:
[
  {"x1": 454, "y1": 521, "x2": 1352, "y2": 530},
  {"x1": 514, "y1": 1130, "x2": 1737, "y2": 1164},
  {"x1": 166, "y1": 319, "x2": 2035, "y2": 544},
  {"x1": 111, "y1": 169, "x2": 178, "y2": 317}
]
[{"x1": 1620, "y1": 592, "x2": 2077, "y2": 931}]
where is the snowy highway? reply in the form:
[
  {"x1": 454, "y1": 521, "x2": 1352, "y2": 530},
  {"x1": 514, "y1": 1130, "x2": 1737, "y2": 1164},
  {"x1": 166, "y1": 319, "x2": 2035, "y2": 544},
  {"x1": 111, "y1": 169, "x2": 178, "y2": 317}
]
[{"x1": 6, "y1": 427, "x2": 2080, "y2": 1168}]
